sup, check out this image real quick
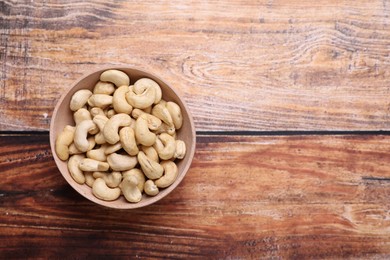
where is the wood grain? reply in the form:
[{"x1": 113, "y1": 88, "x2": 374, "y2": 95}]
[
  {"x1": 1, "y1": 134, "x2": 389, "y2": 258},
  {"x1": 1, "y1": 0, "x2": 390, "y2": 131}
]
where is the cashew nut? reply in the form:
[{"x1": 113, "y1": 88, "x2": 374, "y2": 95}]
[
  {"x1": 100, "y1": 69, "x2": 130, "y2": 87},
  {"x1": 122, "y1": 168, "x2": 145, "y2": 192},
  {"x1": 107, "y1": 153, "x2": 138, "y2": 171},
  {"x1": 88, "y1": 94, "x2": 113, "y2": 108},
  {"x1": 86, "y1": 144, "x2": 107, "y2": 161},
  {"x1": 79, "y1": 158, "x2": 109, "y2": 172},
  {"x1": 69, "y1": 136, "x2": 95, "y2": 155},
  {"x1": 141, "y1": 146, "x2": 159, "y2": 163},
  {"x1": 155, "y1": 160, "x2": 178, "y2": 188},
  {"x1": 152, "y1": 104, "x2": 173, "y2": 127},
  {"x1": 119, "y1": 127, "x2": 139, "y2": 156},
  {"x1": 153, "y1": 122, "x2": 176, "y2": 136},
  {"x1": 103, "y1": 113, "x2": 132, "y2": 144},
  {"x1": 93, "y1": 171, "x2": 122, "y2": 188},
  {"x1": 55, "y1": 125, "x2": 75, "y2": 161},
  {"x1": 166, "y1": 101, "x2": 183, "y2": 130},
  {"x1": 153, "y1": 133, "x2": 176, "y2": 160},
  {"x1": 113, "y1": 85, "x2": 132, "y2": 114},
  {"x1": 90, "y1": 107, "x2": 105, "y2": 118},
  {"x1": 74, "y1": 120, "x2": 97, "y2": 152},
  {"x1": 132, "y1": 109, "x2": 161, "y2": 130},
  {"x1": 134, "y1": 78, "x2": 162, "y2": 104},
  {"x1": 74, "y1": 108, "x2": 92, "y2": 125},
  {"x1": 144, "y1": 180, "x2": 159, "y2": 196},
  {"x1": 125, "y1": 84, "x2": 156, "y2": 109},
  {"x1": 135, "y1": 114, "x2": 156, "y2": 146},
  {"x1": 174, "y1": 140, "x2": 186, "y2": 159},
  {"x1": 120, "y1": 175, "x2": 142, "y2": 203},
  {"x1": 84, "y1": 172, "x2": 95, "y2": 187},
  {"x1": 137, "y1": 151, "x2": 163, "y2": 180},
  {"x1": 104, "y1": 142, "x2": 122, "y2": 155},
  {"x1": 92, "y1": 178, "x2": 121, "y2": 201},
  {"x1": 70, "y1": 89, "x2": 93, "y2": 111},
  {"x1": 92, "y1": 114, "x2": 109, "y2": 144},
  {"x1": 106, "y1": 108, "x2": 116, "y2": 119},
  {"x1": 67, "y1": 154, "x2": 86, "y2": 184},
  {"x1": 93, "y1": 81, "x2": 115, "y2": 95}
]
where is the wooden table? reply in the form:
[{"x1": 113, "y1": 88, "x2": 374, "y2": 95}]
[{"x1": 1, "y1": 0, "x2": 390, "y2": 258}]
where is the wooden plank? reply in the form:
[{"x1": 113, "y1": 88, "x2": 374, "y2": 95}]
[
  {"x1": 0, "y1": 134, "x2": 389, "y2": 258},
  {"x1": 1, "y1": 0, "x2": 390, "y2": 131}
]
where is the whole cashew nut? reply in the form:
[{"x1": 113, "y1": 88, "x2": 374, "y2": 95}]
[
  {"x1": 93, "y1": 114, "x2": 109, "y2": 145},
  {"x1": 104, "y1": 142, "x2": 122, "y2": 155},
  {"x1": 122, "y1": 168, "x2": 145, "y2": 192},
  {"x1": 153, "y1": 133, "x2": 176, "y2": 160},
  {"x1": 84, "y1": 172, "x2": 95, "y2": 187},
  {"x1": 70, "y1": 89, "x2": 92, "y2": 111},
  {"x1": 137, "y1": 151, "x2": 163, "y2": 180},
  {"x1": 141, "y1": 146, "x2": 159, "y2": 163},
  {"x1": 90, "y1": 107, "x2": 106, "y2": 118},
  {"x1": 125, "y1": 85, "x2": 156, "y2": 109},
  {"x1": 174, "y1": 140, "x2": 186, "y2": 159},
  {"x1": 92, "y1": 178, "x2": 121, "y2": 201},
  {"x1": 119, "y1": 175, "x2": 142, "y2": 203},
  {"x1": 67, "y1": 154, "x2": 86, "y2": 184},
  {"x1": 103, "y1": 113, "x2": 132, "y2": 144},
  {"x1": 93, "y1": 171, "x2": 122, "y2": 188},
  {"x1": 113, "y1": 85, "x2": 132, "y2": 114},
  {"x1": 100, "y1": 69, "x2": 130, "y2": 87},
  {"x1": 153, "y1": 122, "x2": 176, "y2": 136},
  {"x1": 73, "y1": 108, "x2": 92, "y2": 125},
  {"x1": 134, "y1": 78, "x2": 162, "y2": 104},
  {"x1": 119, "y1": 127, "x2": 139, "y2": 156},
  {"x1": 152, "y1": 104, "x2": 173, "y2": 127},
  {"x1": 144, "y1": 180, "x2": 159, "y2": 196},
  {"x1": 74, "y1": 120, "x2": 97, "y2": 152},
  {"x1": 69, "y1": 136, "x2": 95, "y2": 155},
  {"x1": 135, "y1": 114, "x2": 156, "y2": 146},
  {"x1": 166, "y1": 101, "x2": 183, "y2": 130},
  {"x1": 107, "y1": 153, "x2": 138, "y2": 171},
  {"x1": 132, "y1": 109, "x2": 162, "y2": 130},
  {"x1": 88, "y1": 94, "x2": 113, "y2": 109},
  {"x1": 93, "y1": 81, "x2": 115, "y2": 95},
  {"x1": 155, "y1": 160, "x2": 178, "y2": 188},
  {"x1": 86, "y1": 144, "x2": 107, "y2": 161},
  {"x1": 79, "y1": 158, "x2": 110, "y2": 172},
  {"x1": 55, "y1": 125, "x2": 75, "y2": 161}
]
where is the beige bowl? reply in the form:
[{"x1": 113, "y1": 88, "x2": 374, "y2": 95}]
[{"x1": 50, "y1": 67, "x2": 196, "y2": 209}]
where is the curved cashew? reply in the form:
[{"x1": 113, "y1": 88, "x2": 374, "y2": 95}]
[
  {"x1": 153, "y1": 133, "x2": 176, "y2": 160},
  {"x1": 135, "y1": 115, "x2": 156, "y2": 146},
  {"x1": 134, "y1": 78, "x2": 162, "y2": 104},
  {"x1": 120, "y1": 175, "x2": 142, "y2": 203},
  {"x1": 105, "y1": 108, "x2": 116, "y2": 119},
  {"x1": 90, "y1": 107, "x2": 105, "y2": 118},
  {"x1": 166, "y1": 101, "x2": 183, "y2": 130},
  {"x1": 119, "y1": 127, "x2": 139, "y2": 156},
  {"x1": 144, "y1": 180, "x2": 159, "y2": 196},
  {"x1": 93, "y1": 171, "x2": 122, "y2": 188},
  {"x1": 137, "y1": 151, "x2": 163, "y2": 180},
  {"x1": 153, "y1": 122, "x2": 176, "y2": 136},
  {"x1": 125, "y1": 85, "x2": 156, "y2": 109},
  {"x1": 67, "y1": 154, "x2": 86, "y2": 184},
  {"x1": 122, "y1": 168, "x2": 145, "y2": 192},
  {"x1": 104, "y1": 142, "x2": 122, "y2": 155},
  {"x1": 152, "y1": 104, "x2": 173, "y2": 127},
  {"x1": 103, "y1": 113, "x2": 132, "y2": 144},
  {"x1": 141, "y1": 146, "x2": 159, "y2": 163},
  {"x1": 69, "y1": 136, "x2": 95, "y2": 155},
  {"x1": 155, "y1": 160, "x2": 178, "y2": 188},
  {"x1": 132, "y1": 109, "x2": 161, "y2": 130},
  {"x1": 84, "y1": 172, "x2": 95, "y2": 187},
  {"x1": 93, "y1": 81, "x2": 115, "y2": 95},
  {"x1": 74, "y1": 108, "x2": 92, "y2": 125},
  {"x1": 92, "y1": 178, "x2": 121, "y2": 201},
  {"x1": 107, "y1": 153, "x2": 137, "y2": 171},
  {"x1": 74, "y1": 120, "x2": 97, "y2": 152},
  {"x1": 88, "y1": 94, "x2": 113, "y2": 108},
  {"x1": 70, "y1": 89, "x2": 92, "y2": 111},
  {"x1": 79, "y1": 158, "x2": 109, "y2": 172},
  {"x1": 86, "y1": 144, "x2": 107, "y2": 161},
  {"x1": 113, "y1": 85, "x2": 132, "y2": 114},
  {"x1": 174, "y1": 140, "x2": 186, "y2": 159},
  {"x1": 55, "y1": 125, "x2": 75, "y2": 161},
  {"x1": 93, "y1": 114, "x2": 109, "y2": 144},
  {"x1": 100, "y1": 69, "x2": 130, "y2": 87}
]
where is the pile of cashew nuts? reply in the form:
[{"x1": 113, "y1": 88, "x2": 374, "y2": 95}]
[{"x1": 55, "y1": 69, "x2": 186, "y2": 203}]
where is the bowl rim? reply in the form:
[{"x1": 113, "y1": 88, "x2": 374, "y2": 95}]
[{"x1": 49, "y1": 66, "x2": 196, "y2": 209}]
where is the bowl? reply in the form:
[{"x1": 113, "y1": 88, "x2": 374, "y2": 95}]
[{"x1": 50, "y1": 67, "x2": 196, "y2": 209}]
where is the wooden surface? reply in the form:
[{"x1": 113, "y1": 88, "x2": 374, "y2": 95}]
[{"x1": 1, "y1": 0, "x2": 390, "y2": 259}]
